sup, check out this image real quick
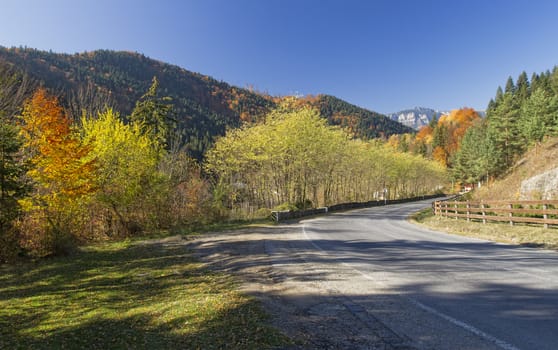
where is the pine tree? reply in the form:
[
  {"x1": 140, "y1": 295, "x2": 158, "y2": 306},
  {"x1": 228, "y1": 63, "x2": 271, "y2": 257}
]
[
  {"x1": 495, "y1": 86, "x2": 504, "y2": 102},
  {"x1": 0, "y1": 115, "x2": 26, "y2": 233},
  {"x1": 452, "y1": 122, "x2": 501, "y2": 184},
  {"x1": 129, "y1": 76, "x2": 174, "y2": 150},
  {"x1": 516, "y1": 71, "x2": 530, "y2": 102},
  {"x1": 487, "y1": 92, "x2": 523, "y2": 171},
  {"x1": 505, "y1": 76, "x2": 516, "y2": 94},
  {"x1": 530, "y1": 72, "x2": 540, "y2": 92},
  {"x1": 550, "y1": 66, "x2": 558, "y2": 95}
]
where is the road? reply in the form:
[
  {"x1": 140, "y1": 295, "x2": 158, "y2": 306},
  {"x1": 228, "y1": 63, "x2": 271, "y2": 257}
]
[{"x1": 189, "y1": 199, "x2": 558, "y2": 349}]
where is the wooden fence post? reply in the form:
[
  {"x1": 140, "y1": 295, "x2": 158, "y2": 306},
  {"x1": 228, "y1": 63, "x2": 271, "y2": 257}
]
[
  {"x1": 481, "y1": 202, "x2": 486, "y2": 224},
  {"x1": 466, "y1": 201, "x2": 470, "y2": 222},
  {"x1": 509, "y1": 203, "x2": 513, "y2": 226},
  {"x1": 543, "y1": 204, "x2": 548, "y2": 229}
]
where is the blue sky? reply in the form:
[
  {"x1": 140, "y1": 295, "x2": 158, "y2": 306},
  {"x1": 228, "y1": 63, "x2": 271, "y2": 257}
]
[{"x1": 1, "y1": 0, "x2": 558, "y2": 114}]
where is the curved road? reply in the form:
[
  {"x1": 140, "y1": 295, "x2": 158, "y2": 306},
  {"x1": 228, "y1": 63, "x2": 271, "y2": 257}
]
[{"x1": 299, "y1": 199, "x2": 558, "y2": 350}]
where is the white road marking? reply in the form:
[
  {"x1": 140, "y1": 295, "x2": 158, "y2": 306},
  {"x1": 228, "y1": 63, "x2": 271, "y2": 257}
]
[{"x1": 301, "y1": 222, "x2": 522, "y2": 350}]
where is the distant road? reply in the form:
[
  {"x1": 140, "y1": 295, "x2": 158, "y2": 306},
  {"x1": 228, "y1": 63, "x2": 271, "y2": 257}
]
[{"x1": 301, "y1": 199, "x2": 558, "y2": 350}]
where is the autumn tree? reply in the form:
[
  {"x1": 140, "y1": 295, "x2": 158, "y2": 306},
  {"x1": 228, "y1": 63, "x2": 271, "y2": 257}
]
[
  {"x1": 19, "y1": 88, "x2": 96, "y2": 256},
  {"x1": 206, "y1": 104, "x2": 446, "y2": 216},
  {"x1": 427, "y1": 108, "x2": 481, "y2": 167},
  {"x1": 82, "y1": 108, "x2": 166, "y2": 235}
]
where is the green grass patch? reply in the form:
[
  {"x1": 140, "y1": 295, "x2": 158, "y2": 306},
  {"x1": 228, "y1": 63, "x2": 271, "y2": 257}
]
[
  {"x1": 0, "y1": 237, "x2": 289, "y2": 349},
  {"x1": 409, "y1": 207, "x2": 435, "y2": 222},
  {"x1": 413, "y1": 214, "x2": 558, "y2": 251}
]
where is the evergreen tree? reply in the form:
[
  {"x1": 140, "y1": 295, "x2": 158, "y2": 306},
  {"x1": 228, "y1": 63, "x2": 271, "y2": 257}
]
[
  {"x1": 487, "y1": 92, "x2": 523, "y2": 171},
  {"x1": 516, "y1": 71, "x2": 530, "y2": 102},
  {"x1": 129, "y1": 76, "x2": 174, "y2": 150},
  {"x1": 486, "y1": 98, "x2": 496, "y2": 113},
  {"x1": 489, "y1": 86, "x2": 504, "y2": 113},
  {"x1": 452, "y1": 122, "x2": 501, "y2": 184},
  {"x1": 504, "y1": 76, "x2": 516, "y2": 94},
  {"x1": 530, "y1": 72, "x2": 540, "y2": 92},
  {"x1": 550, "y1": 66, "x2": 558, "y2": 95},
  {"x1": 428, "y1": 114, "x2": 438, "y2": 128},
  {"x1": 0, "y1": 115, "x2": 26, "y2": 233},
  {"x1": 519, "y1": 88, "x2": 548, "y2": 144},
  {"x1": 495, "y1": 86, "x2": 504, "y2": 102}
]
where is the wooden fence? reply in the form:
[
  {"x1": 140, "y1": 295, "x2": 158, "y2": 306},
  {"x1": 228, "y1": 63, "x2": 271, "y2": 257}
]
[{"x1": 433, "y1": 200, "x2": 558, "y2": 229}]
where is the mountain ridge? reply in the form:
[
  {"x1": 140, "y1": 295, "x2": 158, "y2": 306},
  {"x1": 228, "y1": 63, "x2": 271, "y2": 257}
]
[{"x1": 0, "y1": 46, "x2": 413, "y2": 156}]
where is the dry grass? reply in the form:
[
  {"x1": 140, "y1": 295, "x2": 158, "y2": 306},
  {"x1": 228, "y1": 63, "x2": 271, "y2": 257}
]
[
  {"x1": 413, "y1": 209, "x2": 558, "y2": 250},
  {"x1": 473, "y1": 137, "x2": 558, "y2": 201}
]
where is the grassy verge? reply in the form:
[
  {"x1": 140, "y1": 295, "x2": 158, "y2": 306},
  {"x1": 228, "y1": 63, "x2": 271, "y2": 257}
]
[
  {"x1": 0, "y1": 236, "x2": 289, "y2": 349},
  {"x1": 411, "y1": 208, "x2": 558, "y2": 250}
]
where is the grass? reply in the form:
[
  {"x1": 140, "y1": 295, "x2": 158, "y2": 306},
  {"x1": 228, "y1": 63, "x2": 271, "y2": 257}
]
[
  {"x1": 411, "y1": 208, "x2": 558, "y2": 250},
  {"x1": 0, "y1": 235, "x2": 289, "y2": 349}
]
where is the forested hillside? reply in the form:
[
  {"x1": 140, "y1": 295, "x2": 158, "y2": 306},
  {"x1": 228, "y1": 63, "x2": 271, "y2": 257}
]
[
  {"x1": 0, "y1": 47, "x2": 412, "y2": 157},
  {"x1": 298, "y1": 94, "x2": 413, "y2": 138},
  {"x1": 0, "y1": 47, "x2": 273, "y2": 158},
  {"x1": 451, "y1": 68, "x2": 558, "y2": 185},
  {"x1": 382, "y1": 66, "x2": 558, "y2": 192}
]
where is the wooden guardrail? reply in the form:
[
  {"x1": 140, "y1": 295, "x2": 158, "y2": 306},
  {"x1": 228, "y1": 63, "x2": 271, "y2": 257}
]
[
  {"x1": 433, "y1": 200, "x2": 558, "y2": 228},
  {"x1": 272, "y1": 194, "x2": 445, "y2": 222}
]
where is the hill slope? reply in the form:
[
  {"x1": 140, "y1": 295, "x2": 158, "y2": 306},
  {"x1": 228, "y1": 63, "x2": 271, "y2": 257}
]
[
  {"x1": 0, "y1": 47, "x2": 412, "y2": 156},
  {"x1": 472, "y1": 137, "x2": 558, "y2": 201}
]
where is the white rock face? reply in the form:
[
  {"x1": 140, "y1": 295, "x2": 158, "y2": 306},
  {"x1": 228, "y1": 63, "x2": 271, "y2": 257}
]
[
  {"x1": 388, "y1": 107, "x2": 485, "y2": 130},
  {"x1": 520, "y1": 167, "x2": 558, "y2": 200},
  {"x1": 387, "y1": 107, "x2": 445, "y2": 130}
]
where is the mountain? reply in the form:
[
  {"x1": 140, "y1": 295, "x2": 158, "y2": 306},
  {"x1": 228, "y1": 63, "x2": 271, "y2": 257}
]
[
  {"x1": 0, "y1": 47, "x2": 412, "y2": 157},
  {"x1": 387, "y1": 107, "x2": 447, "y2": 130},
  {"x1": 298, "y1": 94, "x2": 414, "y2": 139}
]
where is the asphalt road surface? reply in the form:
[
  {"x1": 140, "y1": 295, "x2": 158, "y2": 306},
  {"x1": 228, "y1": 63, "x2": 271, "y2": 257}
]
[
  {"x1": 299, "y1": 199, "x2": 558, "y2": 350},
  {"x1": 189, "y1": 199, "x2": 558, "y2": 349}
]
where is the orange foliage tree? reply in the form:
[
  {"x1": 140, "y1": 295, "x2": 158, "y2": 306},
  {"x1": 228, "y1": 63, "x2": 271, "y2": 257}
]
[
  {"x1": 19, "y1": 88, "x2": 96, "y2": 254},
  {"x1": 416, "y1": 108, "x2": 480, "y2": 167},
  {"x1": 437, "y1": 108, "x2": 480, "y2": 156}
]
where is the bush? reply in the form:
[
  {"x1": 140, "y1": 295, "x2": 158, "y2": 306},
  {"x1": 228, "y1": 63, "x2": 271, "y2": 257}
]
[
  {"x1": 273, "y1": 202, "x2": 298, "y2": 212},
  {"x1": 254, "y1": 208, "x2": 272, "y2": 219},
  {"x1": 17, "y1": 212, "x2": 78, "y2": 258},
  {"x1": 0, "y1": 225, "x2": 20, "y2": 263}
]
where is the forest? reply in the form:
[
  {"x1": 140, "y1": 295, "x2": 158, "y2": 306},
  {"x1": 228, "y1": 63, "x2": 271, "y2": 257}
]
[
  {"x1": 0, "y1": 56, "x2": 443, "y2": 261},
  {"x1": 2, "y1": 46, "x2": 557, "y2": 263}
]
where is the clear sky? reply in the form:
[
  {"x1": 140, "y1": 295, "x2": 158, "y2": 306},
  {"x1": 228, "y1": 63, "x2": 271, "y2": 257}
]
[{"x1": 1, "y1": 0, "x2": 558, "y2": 114}]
